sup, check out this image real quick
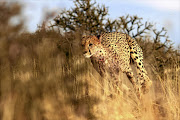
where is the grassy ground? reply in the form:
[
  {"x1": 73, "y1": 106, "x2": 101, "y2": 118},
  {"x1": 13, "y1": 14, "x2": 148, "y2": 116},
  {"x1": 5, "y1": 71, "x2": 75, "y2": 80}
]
[{"x1": 0, "y1": 30, "x2": 179, "y2": 120}]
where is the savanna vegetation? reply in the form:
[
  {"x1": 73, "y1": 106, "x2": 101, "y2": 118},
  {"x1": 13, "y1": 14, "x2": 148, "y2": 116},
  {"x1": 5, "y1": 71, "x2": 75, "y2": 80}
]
[{"x1": 0, "y1": 0, "x2": 180, "y2": 120}]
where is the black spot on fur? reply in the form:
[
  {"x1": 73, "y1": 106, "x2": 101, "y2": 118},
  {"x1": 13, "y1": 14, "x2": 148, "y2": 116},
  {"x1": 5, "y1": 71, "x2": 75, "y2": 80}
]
[
  {"x1": 96, "y1": 35, "x2": 101, "y2": 39},
  {"x1": 139, "y1": 62, "x2": 141, "y2": 65}
]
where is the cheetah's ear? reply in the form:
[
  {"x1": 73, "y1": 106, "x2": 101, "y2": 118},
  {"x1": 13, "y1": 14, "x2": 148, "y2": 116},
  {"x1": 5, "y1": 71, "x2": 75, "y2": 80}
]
[
  {"x1": 82, "y1": 35, "x2": 87, "y2": 38},
  {"x1": 96, "y1": 35, "x2": 102, "y2": 43},
  {"x1": 82, "y1": 31, "x2": 91, "y2": 38}
]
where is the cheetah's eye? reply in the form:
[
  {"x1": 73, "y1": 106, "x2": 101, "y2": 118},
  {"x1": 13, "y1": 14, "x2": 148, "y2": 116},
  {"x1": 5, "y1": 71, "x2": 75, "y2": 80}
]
[{"x1": 89, "y1": 43, "x2": 93, "y2": 46}]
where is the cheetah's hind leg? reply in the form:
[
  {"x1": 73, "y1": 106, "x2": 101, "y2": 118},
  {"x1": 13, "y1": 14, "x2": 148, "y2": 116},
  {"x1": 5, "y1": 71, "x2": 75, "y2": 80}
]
[
  {"x1": 125, "y1": 68, "x2": 142, "y2": 99},
  {"x1": 129, "y1": 40, "x2": 152, "y2": 94}
]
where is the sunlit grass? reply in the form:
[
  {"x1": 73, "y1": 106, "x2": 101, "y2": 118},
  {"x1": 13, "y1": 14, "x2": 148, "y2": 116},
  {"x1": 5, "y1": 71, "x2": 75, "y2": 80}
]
[{"x1": 0, "y1": 30, "x2": 179, "y2": 120}]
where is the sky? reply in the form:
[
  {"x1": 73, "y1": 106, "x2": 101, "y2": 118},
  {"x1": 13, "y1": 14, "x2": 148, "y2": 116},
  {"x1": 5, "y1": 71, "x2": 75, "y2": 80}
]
[{"x1": 5, "y1": 0, "x2": 180, "y2": 47}]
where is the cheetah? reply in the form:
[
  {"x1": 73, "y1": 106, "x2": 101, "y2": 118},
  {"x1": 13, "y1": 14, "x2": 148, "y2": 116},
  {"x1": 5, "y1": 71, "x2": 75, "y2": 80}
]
[{"x1": 81, "y1": 32, "x2": 152, "y2": 98}]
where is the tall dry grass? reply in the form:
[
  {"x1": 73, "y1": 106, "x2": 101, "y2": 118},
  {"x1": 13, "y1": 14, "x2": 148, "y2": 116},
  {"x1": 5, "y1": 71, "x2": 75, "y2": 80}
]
[{"x1": 0, "y1": 29, "x2": 179, "y2": 120}]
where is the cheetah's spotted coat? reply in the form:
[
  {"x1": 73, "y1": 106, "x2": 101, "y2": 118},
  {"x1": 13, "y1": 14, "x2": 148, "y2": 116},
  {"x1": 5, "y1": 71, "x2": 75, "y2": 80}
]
[{"x1": 81, "y1": 32, "x2": 152, "y2": 98}]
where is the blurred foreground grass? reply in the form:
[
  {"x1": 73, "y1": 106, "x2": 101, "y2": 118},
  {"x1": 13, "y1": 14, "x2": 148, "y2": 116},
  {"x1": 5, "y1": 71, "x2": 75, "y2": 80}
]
[{"x1": 0, "y1": 29, "x2": 179, "y2": 120}]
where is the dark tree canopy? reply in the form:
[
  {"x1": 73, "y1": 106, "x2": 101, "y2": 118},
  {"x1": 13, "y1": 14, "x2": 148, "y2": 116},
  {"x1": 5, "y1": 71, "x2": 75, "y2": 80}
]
[{"x1": 53, "y1": 0, "x2": 111, "y2": 35}]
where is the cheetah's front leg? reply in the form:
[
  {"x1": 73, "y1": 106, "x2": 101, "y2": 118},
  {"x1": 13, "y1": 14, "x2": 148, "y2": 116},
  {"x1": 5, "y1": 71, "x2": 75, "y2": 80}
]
[{"x1": 108, "y1": 69, "x2": 131, "y2": 96}]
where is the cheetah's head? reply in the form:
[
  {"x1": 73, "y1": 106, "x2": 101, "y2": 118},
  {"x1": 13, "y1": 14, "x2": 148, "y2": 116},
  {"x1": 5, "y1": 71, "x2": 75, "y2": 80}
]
[{"x1": 81, "y1": 35, "x2": 101, "y2": 58}]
